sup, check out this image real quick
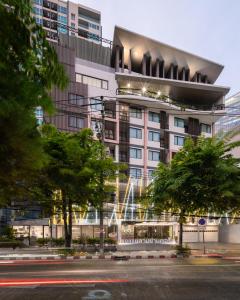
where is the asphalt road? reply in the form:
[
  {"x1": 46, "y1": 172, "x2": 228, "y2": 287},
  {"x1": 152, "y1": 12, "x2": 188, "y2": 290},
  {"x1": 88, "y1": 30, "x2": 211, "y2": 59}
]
[{"x1": 0, "y1": 258, "x2": 240, "y2": 299}]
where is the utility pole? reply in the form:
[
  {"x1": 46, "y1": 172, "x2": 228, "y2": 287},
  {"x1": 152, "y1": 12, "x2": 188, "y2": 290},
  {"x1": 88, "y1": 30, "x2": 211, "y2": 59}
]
[{"x1": 98, "y1": 96, "x2": 105, "y2": 255}]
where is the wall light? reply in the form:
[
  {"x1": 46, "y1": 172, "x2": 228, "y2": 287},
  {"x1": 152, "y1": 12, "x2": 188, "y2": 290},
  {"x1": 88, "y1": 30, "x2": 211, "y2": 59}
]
[
  {"x1": 157, "y1": 91, "x2": 161, "y2": 96},
  {"x1": 142, "y1": 87, "x2": 146, "y2": 93},
  {"x1": 127, "y1": 83, "x2": 131, "y2": 88}
]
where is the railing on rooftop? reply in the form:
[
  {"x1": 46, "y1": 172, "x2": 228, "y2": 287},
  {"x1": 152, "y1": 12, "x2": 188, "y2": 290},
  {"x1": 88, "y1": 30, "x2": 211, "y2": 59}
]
[{"x1": 116, "y1": 88, "x2": 225, "y2": 112}]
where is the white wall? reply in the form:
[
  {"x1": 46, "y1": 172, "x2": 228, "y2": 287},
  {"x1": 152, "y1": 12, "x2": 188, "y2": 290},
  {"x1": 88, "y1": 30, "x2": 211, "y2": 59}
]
[{"x1": 219, "y1": 224, "x2": 240, "y2": 243}]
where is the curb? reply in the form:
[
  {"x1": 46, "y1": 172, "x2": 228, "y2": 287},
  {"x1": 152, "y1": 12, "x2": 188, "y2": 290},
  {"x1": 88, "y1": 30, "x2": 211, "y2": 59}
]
[{"x1": 0, "y1": 254, "x2": 181, "y2": 261}]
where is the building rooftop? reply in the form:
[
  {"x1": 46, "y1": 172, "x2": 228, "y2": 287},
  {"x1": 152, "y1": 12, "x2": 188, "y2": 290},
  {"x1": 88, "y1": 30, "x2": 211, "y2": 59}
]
[{"x1": 112, "y1": 26, "x2": 224, "y2": 84}]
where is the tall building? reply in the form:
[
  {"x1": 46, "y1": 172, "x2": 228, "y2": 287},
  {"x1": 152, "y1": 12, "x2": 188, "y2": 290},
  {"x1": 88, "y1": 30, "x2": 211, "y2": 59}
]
[
  {"x1": 32, "y1": 0, "x2": 102, "y2": 43},
  {"x1": 13, "y1": 24, "x2": 230, "y2": 243},
  {"x1": 215, "y1": 92, "x2": 240, "y2": 133}
]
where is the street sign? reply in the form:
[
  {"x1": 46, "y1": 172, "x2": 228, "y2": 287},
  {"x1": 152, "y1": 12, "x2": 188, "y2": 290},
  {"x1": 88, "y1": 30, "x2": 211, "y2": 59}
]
[{"x1": 198, "y1": 218, "x2": 206, "y2": 226}]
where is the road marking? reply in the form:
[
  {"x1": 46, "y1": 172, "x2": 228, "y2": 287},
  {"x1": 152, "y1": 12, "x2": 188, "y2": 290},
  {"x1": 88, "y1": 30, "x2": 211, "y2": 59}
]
[{"x1": 0, "y1": 278, "x2": 129, "y2": 287}]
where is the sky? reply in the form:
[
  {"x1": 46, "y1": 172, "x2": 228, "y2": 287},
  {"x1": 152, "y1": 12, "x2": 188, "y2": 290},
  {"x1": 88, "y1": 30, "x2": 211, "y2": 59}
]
[{"x1": 73, "y1": 0, "x2": 240, "y2": 98}]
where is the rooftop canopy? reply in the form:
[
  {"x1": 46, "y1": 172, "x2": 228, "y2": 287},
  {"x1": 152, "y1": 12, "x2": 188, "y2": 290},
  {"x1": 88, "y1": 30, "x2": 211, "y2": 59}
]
[{"x1": 112, "y1": 26, "x2": 224, "y2": 84}]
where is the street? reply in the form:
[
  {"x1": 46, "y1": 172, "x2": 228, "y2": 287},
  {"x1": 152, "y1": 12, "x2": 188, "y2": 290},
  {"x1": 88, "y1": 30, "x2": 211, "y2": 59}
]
[{"x1": 0, "y1": 258, "x2": 240, "y2": 299}]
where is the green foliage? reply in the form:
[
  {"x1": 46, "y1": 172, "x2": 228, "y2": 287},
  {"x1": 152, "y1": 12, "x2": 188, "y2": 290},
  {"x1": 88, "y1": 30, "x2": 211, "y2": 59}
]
[
  {"x1": 175, "y1": 244, "x2": 191, "y2": 257},
  {"x1": 150, "y1": 136, "x2": 240, "y2": 245},
  {"x1": 36, "y1": 238, "x2": 50, "y2": 247},
  {"x1": 1, "y1": 226, "x2": 16, "y2": 239},
  {"x1": 104, "y1": 237, "x2": 117, "y2": 245},
  {"x1": 0, "y1": 0, "x2": 68, "y2": 204},
  {"x1": 0, "y1": 240, "x2": 24, "y2": 249},
  {"x1": 87, "y1": 237, "x2": 100, "y2": 245},
  {"x1": 52, "y1": 238, "x2": 65, "y2": 246},
  {"x1": 57, "y1": 248, "x2": 77, "y2": 256}
]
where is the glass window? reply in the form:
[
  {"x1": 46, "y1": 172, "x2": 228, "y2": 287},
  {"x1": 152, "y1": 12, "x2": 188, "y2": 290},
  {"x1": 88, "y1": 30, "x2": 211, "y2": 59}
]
[
  {"x1": 69, "y1": 116, "x2": 84, "y2": 128},
  {"x1": 71, "y1": 23, "x2": 75, "y2": 28},
  {"x1": 71, "y1": 13, "x2": 75, "y2": 20},
  {"x1": 148, "y1": 169, "x2": 155, "y2": 179},
  {"x1": 174, "y1": 135, "x2": 184, "y2": 146},
  {"x1": 90, "y1": 98, "x2": 102, "y2": 111},
  {"x1": 34, "y1": 0, "x2": 43, "y2": 4},
  {"x1": 76, "y1": 74, "x2": 108, "y2": 90},
  {"x1": 69, "y1": 93, "x2": 84, "y2": 106},
  {"x1": 58, "y1": 26, "x2": 67, "y2": 34},
  {"x1": 148, "y1": 150, "x2": 160, "y2": 161},
  {"x1": 130, "y1": 168, "x2": 142, "y2": 179},
  {"x1": 130, "y1": 127, "x2": 142, "y2": 139},
  {"x1": 33, "y1": 7, "x2": 42, "y2": 16},
  {"x1": 201, "y1": 123, "x2": 211, "y2": 134},
  {"x1": 174, "y1": 117, "x2": 185, "y2": 128},
  {"x1": 58, "y1": 15, "x2": 67, "y2": 24},
  {"x1": 130, "y1": 107, "x2": 142, "y2": 119},
  {"x1": 149, "y1": 111, "x2": 160, "y2": 123},
  {"x1": 34, "y1": 17, "x2": 43, "y2": 25},
  {"x1": 130, "y1": 148, "x2": 142, "y2": 159},
  {"x1": 148, "y1": 131, "x2": 160, "y2": 142},
  {"x1": 58, "y1": 6, "x2": 67, "y2": 14}
]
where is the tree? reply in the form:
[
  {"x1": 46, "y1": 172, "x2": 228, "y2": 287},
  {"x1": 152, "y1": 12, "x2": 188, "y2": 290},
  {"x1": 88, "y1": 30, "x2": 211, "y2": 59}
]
[
  {"x1": 150, "y1": 136, "x2": 240, "y2": 247},
  {"x1": 41, "y1": 126, "x2": 120, "y2": 248},
  {"x1": 0, "y1": 0, "x2": 68, "y2": 204}
]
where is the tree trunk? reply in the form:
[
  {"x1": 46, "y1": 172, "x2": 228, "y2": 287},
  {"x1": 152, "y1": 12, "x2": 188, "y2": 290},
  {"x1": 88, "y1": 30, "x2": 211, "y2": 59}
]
[
  {"x1": 65, "y1": 197, "x2": 72, "y2": 248},
  {"x1": 179, "y1": 220, "x2": 183, "y2": 247},
  {"x1": 99, "y1": 201, "x2": 104, "y2": 254},
  {"x1": 178, "y1": 212, "x2": 185, "y2": 247},
  {"x1": 62, "y1": 191, "x2": 68, "y2": 247}
]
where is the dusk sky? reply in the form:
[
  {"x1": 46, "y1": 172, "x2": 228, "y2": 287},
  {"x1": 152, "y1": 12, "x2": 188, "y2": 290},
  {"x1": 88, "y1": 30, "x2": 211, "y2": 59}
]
[{"x1": 73, "y1": 0, "x2": 240, "y2": 97}]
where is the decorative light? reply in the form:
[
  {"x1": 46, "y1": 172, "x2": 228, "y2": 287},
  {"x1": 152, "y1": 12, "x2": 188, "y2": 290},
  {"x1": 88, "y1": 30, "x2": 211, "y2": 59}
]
[
  {"x1": 157, "y1": 91, "x2": 161, "y2": 96},
  {"x1": 127, "y1": 83, "x2": 131, "y2": 88},
  {"x1": 142, "y1": 87, "x2": 146, "y2": 93}
]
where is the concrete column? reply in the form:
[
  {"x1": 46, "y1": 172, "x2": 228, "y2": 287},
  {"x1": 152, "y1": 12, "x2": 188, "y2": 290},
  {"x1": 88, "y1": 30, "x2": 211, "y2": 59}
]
[
  {"x1": 128, "y1": 49, "x2": 132, "y2": 74},
  {"x1": 149, "y1": 56, "x2": 152, "y2": 77},
  {"x1": 168, "y1": 64, "x2": 174, "y2": 79},
  {"x1": 143, "y1": 108, "x2": 148, "y2": 187},
  {"x1": 115, "y1": 45, "x2": 120, "y2": 72},
  {"x1": 155, "y1": 58, "x2": 160, "y2": 77},
  {"x1": 142, "y1": 54, "x2": 146, "y2": 75},
  {"x1": 181, "y1": 67, "x2": 186, "y2": 81},
  {"x1": 121, "y1": 47, "x2": 124, "y2": 72}
]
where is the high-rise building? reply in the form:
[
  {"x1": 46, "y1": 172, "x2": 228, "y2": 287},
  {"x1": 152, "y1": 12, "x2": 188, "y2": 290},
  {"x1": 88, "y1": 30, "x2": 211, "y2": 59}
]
[
  {"x1": 32, "y1": 0, "x2": 102, "y2": 43},
  {"x1": 13, "y1": 15, "x2": 231, "y2": 243},
  {"x1": 215, "y1": 92, "x2": 240, "y2": 133}
]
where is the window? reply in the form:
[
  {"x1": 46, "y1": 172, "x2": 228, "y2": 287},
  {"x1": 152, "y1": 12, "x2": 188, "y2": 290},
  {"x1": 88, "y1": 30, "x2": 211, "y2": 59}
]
[
  {"x1": 174, "y1": 135, "x2": 184, "y2": 146},
  {"x1": 130, "y1": 168, "x2": 142, "y2": 179},
  {"x1": 71, "y1": 22, "x2": 75, "y2": 28},
  {"x1": 71, "y1": 13, "x2": 75, "y2": 20},
  {"x1": 148, "y1": 150, "x2": 160, "y2": 161},
  {"x1": 174, "y1": 117, "x2": 185, "y2": 128},
  {"x1": 130, "y1": 127, "x2": 142, "y2": 139},
  {"x1": 33, "y1": 7, "x2": 42, "y2": 16},
  {"x1": 90, "y1": 98, "x2": 102, "y2": 111},
  {"x1": 201, "y1": 123, "x2": 211, "y2": 134},
  {"x1": 148, "y1": 131, "x2": 160, "y2": 142},
  {"x1": 58, "y1": 15, "x2": 67, "y2": 24},
  {"x1": 130, "y1": 107, "x2": 142, "y2": 119},
  {"x1": 35, "y1": 17, "x2": 43, "y2": 25},
  {"x1": 58, "y1": 5, "x2": 67, "y2": 14},
  {"x1": 69, "y1": 116, "x2": 84, "y2": 129},
  {"x1": 148, "y1": 169, "x2": 155, "y2": 179},
  {"x1": 130, "y1": 148, "x2": 142, "y2": 159},
  {"x1": 69, "y1": 93, "x2": 84, "y2": 106},
  {"x1": 89, "y1": 23, "x2": 100, "y2": 30},
  {"x1": 149, "y1": 111, "x2": 160, "y2": 123},
  {"x1": 34, "y1": 0, "x2": 42, "y2": 5},
  {"x1": 76, "y1": 74, "x2": 108, "y2": 90}
]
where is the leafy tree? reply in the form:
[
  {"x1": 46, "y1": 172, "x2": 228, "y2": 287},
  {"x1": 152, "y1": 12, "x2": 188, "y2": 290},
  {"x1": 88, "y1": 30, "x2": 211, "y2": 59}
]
[
  {"x1": 41, "y1": 126, "x2": 120, "y2": 248},
  {"x1": 0, "y1": 0, "x2": 68, "y2": 204},
  {"x1": 150, "y1": 136, "x2": 240, "y2": 247}
]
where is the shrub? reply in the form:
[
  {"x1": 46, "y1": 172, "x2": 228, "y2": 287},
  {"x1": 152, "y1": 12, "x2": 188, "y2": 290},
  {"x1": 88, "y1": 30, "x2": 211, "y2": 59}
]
[
  {"x1": 0, "y1": 240, "x2": 24, "y2": 249},
  {"x1": 175, "y1": 244, "x2": 191, "y2": 257},
  {"x1": 52, "y1": 238, "x2": 65, "y2": 246},
  {"x1": 87, "y1": 237, "x2": 100, "y2": 245},
  {"x1": 57, "y1": 248, "x2": 76, "y2": 256},
  {"x1": 104, "y1": 237, "x2": 117, "y2": 245},
  {"x1": 36, "y1": 238, "x2": 50, "y2": 247}
]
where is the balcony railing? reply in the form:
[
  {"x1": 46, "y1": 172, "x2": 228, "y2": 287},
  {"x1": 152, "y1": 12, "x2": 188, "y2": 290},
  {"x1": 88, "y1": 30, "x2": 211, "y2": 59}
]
[{"x1": 116, "y1": 88, "x2": 225, "y2": 111}]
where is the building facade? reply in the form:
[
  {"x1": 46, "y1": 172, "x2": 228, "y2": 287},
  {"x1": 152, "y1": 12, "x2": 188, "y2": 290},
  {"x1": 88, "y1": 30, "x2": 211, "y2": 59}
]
[
  {"x1": 13, "y1": 23, "x2": 230, "y2": 243},
  {"x1": 32, "y1": 0, "x2": 102, "y2": 43}
]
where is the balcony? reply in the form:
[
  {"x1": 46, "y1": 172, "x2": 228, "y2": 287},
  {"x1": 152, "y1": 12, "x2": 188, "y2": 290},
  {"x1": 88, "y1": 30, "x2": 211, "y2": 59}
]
[{"x1": 116, "y1": 88, "x2": 225, "y2": 111}]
